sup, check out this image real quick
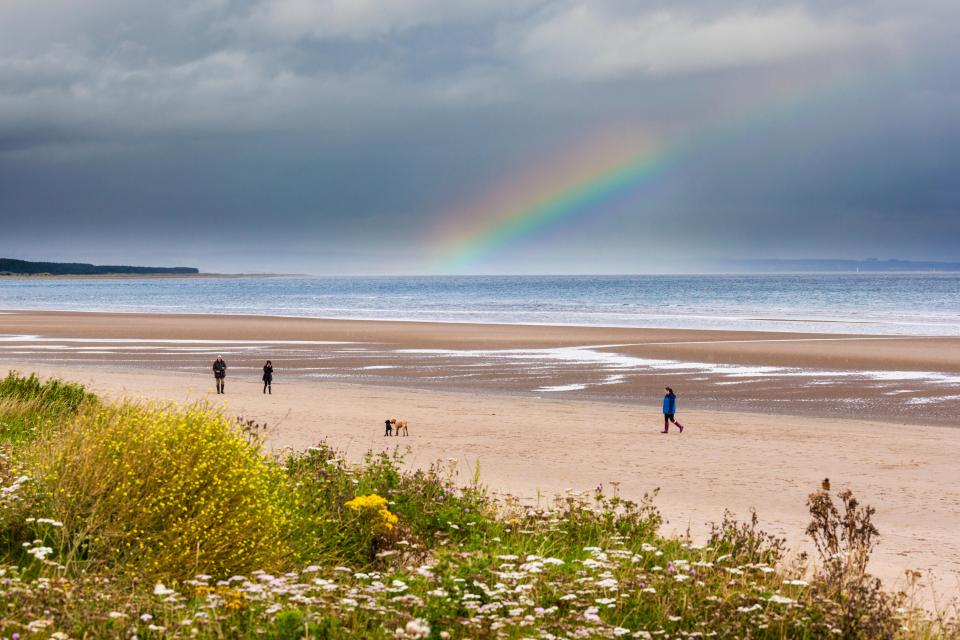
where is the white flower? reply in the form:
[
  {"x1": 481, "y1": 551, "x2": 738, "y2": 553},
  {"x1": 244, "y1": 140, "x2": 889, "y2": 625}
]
[
  {"x1": 36, "y1": 518, "x2": 64, "y2": 527},
  {"x1": 583, "y1": 606, "x2": 601, "y2": 623},
  {"x1": 139, "y1": 614, "x2": 153, "y2": 622},
  {"x1": 27, "y1": 619, "x2": 52, "y2": 632},
  {"x1": 108, "y1": 611, "x2": 127, "y2": 619},
  {"x1": 404, "y1": 619, "x2": 431, "y2": 639},
  {"x1": 768, "y1": 594, "x2": 796, "y2": 605},
  {"x1": 27, "y1": 546, "x2": 54, "y2": 560},
  {"x1": 153, "y1": 583, "x2": 176, "y2": 596}
]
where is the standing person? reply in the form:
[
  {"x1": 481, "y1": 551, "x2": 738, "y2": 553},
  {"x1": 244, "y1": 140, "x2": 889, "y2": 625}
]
[
  {"x1": 661, "y1": 387, "x2": 684, "y2": 433},
  {"x1": 213, "y1": 356, "x2": 227, "y2": 394},
  {"x1": 262, "y1": 360, "x2": 273, "y2": 394}
]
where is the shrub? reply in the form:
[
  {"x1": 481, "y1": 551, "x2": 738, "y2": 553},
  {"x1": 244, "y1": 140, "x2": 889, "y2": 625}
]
[
  {"x1": 806, "y1": 484, "x2": 902, "y2": 639},
  {"x1": 32, "y1": 402, "x2": 291, "y2": 579},
  {"x1": 285, "y1": 445, "x2": 409, "y2": 566},
  {"x1": 708, "y1": 509, "x2": 786, "y2": 566}
]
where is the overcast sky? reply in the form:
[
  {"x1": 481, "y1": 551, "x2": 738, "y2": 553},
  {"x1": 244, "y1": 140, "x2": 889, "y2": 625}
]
[{"x1": 1, "y1": 1, "x2": 958, "y2": 274}]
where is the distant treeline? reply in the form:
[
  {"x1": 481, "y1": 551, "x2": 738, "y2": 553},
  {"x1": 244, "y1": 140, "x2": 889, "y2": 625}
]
[
  {"x1": 0, "y1": 258, "x2": 199, "y2": 276},
  {"x1": 725, "y1": 258, "x2": 960, "y2": 273}
]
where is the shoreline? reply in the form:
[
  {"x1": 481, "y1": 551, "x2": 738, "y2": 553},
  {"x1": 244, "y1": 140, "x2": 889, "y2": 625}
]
[{"x1": 2, "y1": 304, "x2": 958, "y2": 338}]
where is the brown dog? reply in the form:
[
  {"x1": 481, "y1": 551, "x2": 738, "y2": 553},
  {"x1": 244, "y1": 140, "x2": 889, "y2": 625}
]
[{"x1": 389, "y1": 418, "x2": 409, "y2": 436}]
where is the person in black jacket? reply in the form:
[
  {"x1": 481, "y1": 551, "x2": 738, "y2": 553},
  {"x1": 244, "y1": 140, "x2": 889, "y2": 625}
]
[
  {"x1": 213, "y1": 356, "x2": 226, "y2": 394},
  {"x1": 262, "y1": 360, "x2": 273, "y2": 394}
]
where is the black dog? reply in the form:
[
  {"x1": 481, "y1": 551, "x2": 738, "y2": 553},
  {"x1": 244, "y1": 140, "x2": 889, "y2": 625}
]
[{"x1": 384, "y1": 419, "x2": 393, "y2": 437}]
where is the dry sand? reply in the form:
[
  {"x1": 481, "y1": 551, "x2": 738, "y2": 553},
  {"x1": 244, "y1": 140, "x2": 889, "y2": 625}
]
[{"x1": 4, "y1": 361, "x2": 959, "y2": 605}]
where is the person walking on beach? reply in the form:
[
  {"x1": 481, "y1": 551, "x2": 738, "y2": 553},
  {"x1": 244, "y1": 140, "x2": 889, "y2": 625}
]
[
  {"x1": 661, "y1": 387, "x2": 684, "y2": 433},
  {"x1": 213, "y1": 356, "x2": 227, "y2": 394},
  {"x1": 262, "y1": 360, "x2": 273, "y2": 394}
]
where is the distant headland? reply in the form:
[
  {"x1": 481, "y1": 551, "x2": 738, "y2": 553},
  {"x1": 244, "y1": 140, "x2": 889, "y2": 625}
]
[
  {"x1": 722, "y1": 258, "x2": 960, "y2": 273},
  {"x1": 0, "y1": 258, "x2": 199, "y2": 276}
]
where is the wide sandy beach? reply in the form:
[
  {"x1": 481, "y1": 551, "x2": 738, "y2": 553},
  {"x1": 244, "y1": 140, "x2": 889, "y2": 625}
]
[{"x1": 2, "y1": 310, "x2": 959, "y2": 602}]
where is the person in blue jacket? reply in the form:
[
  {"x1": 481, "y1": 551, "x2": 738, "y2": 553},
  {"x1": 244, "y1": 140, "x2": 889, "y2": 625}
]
[{"x1": 661, "y1": 387, "x2": 685, "y2": 433}]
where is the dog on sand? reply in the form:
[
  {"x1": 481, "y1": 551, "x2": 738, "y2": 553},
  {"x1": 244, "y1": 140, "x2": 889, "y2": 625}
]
[{"x1": 389, "y1": 418, "x2": 409, "y2": 436}]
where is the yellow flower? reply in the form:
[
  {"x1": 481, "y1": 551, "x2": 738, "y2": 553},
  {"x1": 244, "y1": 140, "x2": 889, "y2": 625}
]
[
  {"x1": 345, "y1": 494, "x2": 398, "y2": 532},
  {"x1": 344, "y1": 494, "x2": 388, "y2": 511}
]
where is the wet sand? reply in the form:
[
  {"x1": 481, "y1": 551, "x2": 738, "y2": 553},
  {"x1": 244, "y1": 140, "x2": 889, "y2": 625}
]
[{"x1": 1, "y1": 310, "x2": 959, "y2": 424}]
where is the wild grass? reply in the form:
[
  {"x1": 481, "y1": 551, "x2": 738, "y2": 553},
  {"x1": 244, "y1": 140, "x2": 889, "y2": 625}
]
[
  {"x1": 0, "y1": 374, "x2": 957, "y2": 639},
  {"x1": 0, "y1": 371, "x2": 94, "y2": 444}
]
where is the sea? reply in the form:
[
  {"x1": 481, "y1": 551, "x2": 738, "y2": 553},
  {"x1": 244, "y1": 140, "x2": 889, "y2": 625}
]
[{"x1": 0, "y1": 274, "x2": 958, "y2": 336}]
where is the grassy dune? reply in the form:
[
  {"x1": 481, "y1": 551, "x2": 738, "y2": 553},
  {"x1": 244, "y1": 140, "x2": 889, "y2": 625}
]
[{"x1": 0, "y1": 371, "x2": 956, "y2": 639}]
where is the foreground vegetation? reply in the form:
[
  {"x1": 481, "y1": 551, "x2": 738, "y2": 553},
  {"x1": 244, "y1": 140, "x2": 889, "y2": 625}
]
[{"x1": 0, "y1": 371, "x2": 956, "y2": 639}]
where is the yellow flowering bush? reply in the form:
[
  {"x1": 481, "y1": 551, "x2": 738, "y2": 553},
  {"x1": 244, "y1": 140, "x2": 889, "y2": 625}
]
[
  {"x1": 34, "y1": 402, "x2": 291, "y2": 579},
  {"x1": 344, "y1": 494, "x2": 398, "y2": 533}
]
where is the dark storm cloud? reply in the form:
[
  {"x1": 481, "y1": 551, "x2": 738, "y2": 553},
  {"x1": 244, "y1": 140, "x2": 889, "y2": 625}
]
[{"x1": 0, "y1": 0, "x2": 958, "y2": 273}]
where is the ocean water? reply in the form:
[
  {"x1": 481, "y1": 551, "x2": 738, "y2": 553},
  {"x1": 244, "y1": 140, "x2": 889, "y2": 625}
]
[{"x1": 0, "y1": 274, "x2": 958, "y2": 336}]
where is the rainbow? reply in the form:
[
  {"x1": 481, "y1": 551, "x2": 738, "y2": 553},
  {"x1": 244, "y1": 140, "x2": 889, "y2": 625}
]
[
  {"x1": 430, "y1": 130, "x2": 679, "y2": 270},
  {"x1": 428, "y1": 67, "x2": 887, "y2": 272}
]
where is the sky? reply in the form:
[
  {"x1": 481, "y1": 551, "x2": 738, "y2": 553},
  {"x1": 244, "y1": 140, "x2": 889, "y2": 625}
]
[{"x1": 1, "y1": 0, "x2": 958, "y2": 274}]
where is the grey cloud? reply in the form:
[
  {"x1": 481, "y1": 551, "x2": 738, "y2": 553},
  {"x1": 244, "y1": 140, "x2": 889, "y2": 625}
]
[{"x1": 0, "y1": 1, "x2": 957, "y2": 273}]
